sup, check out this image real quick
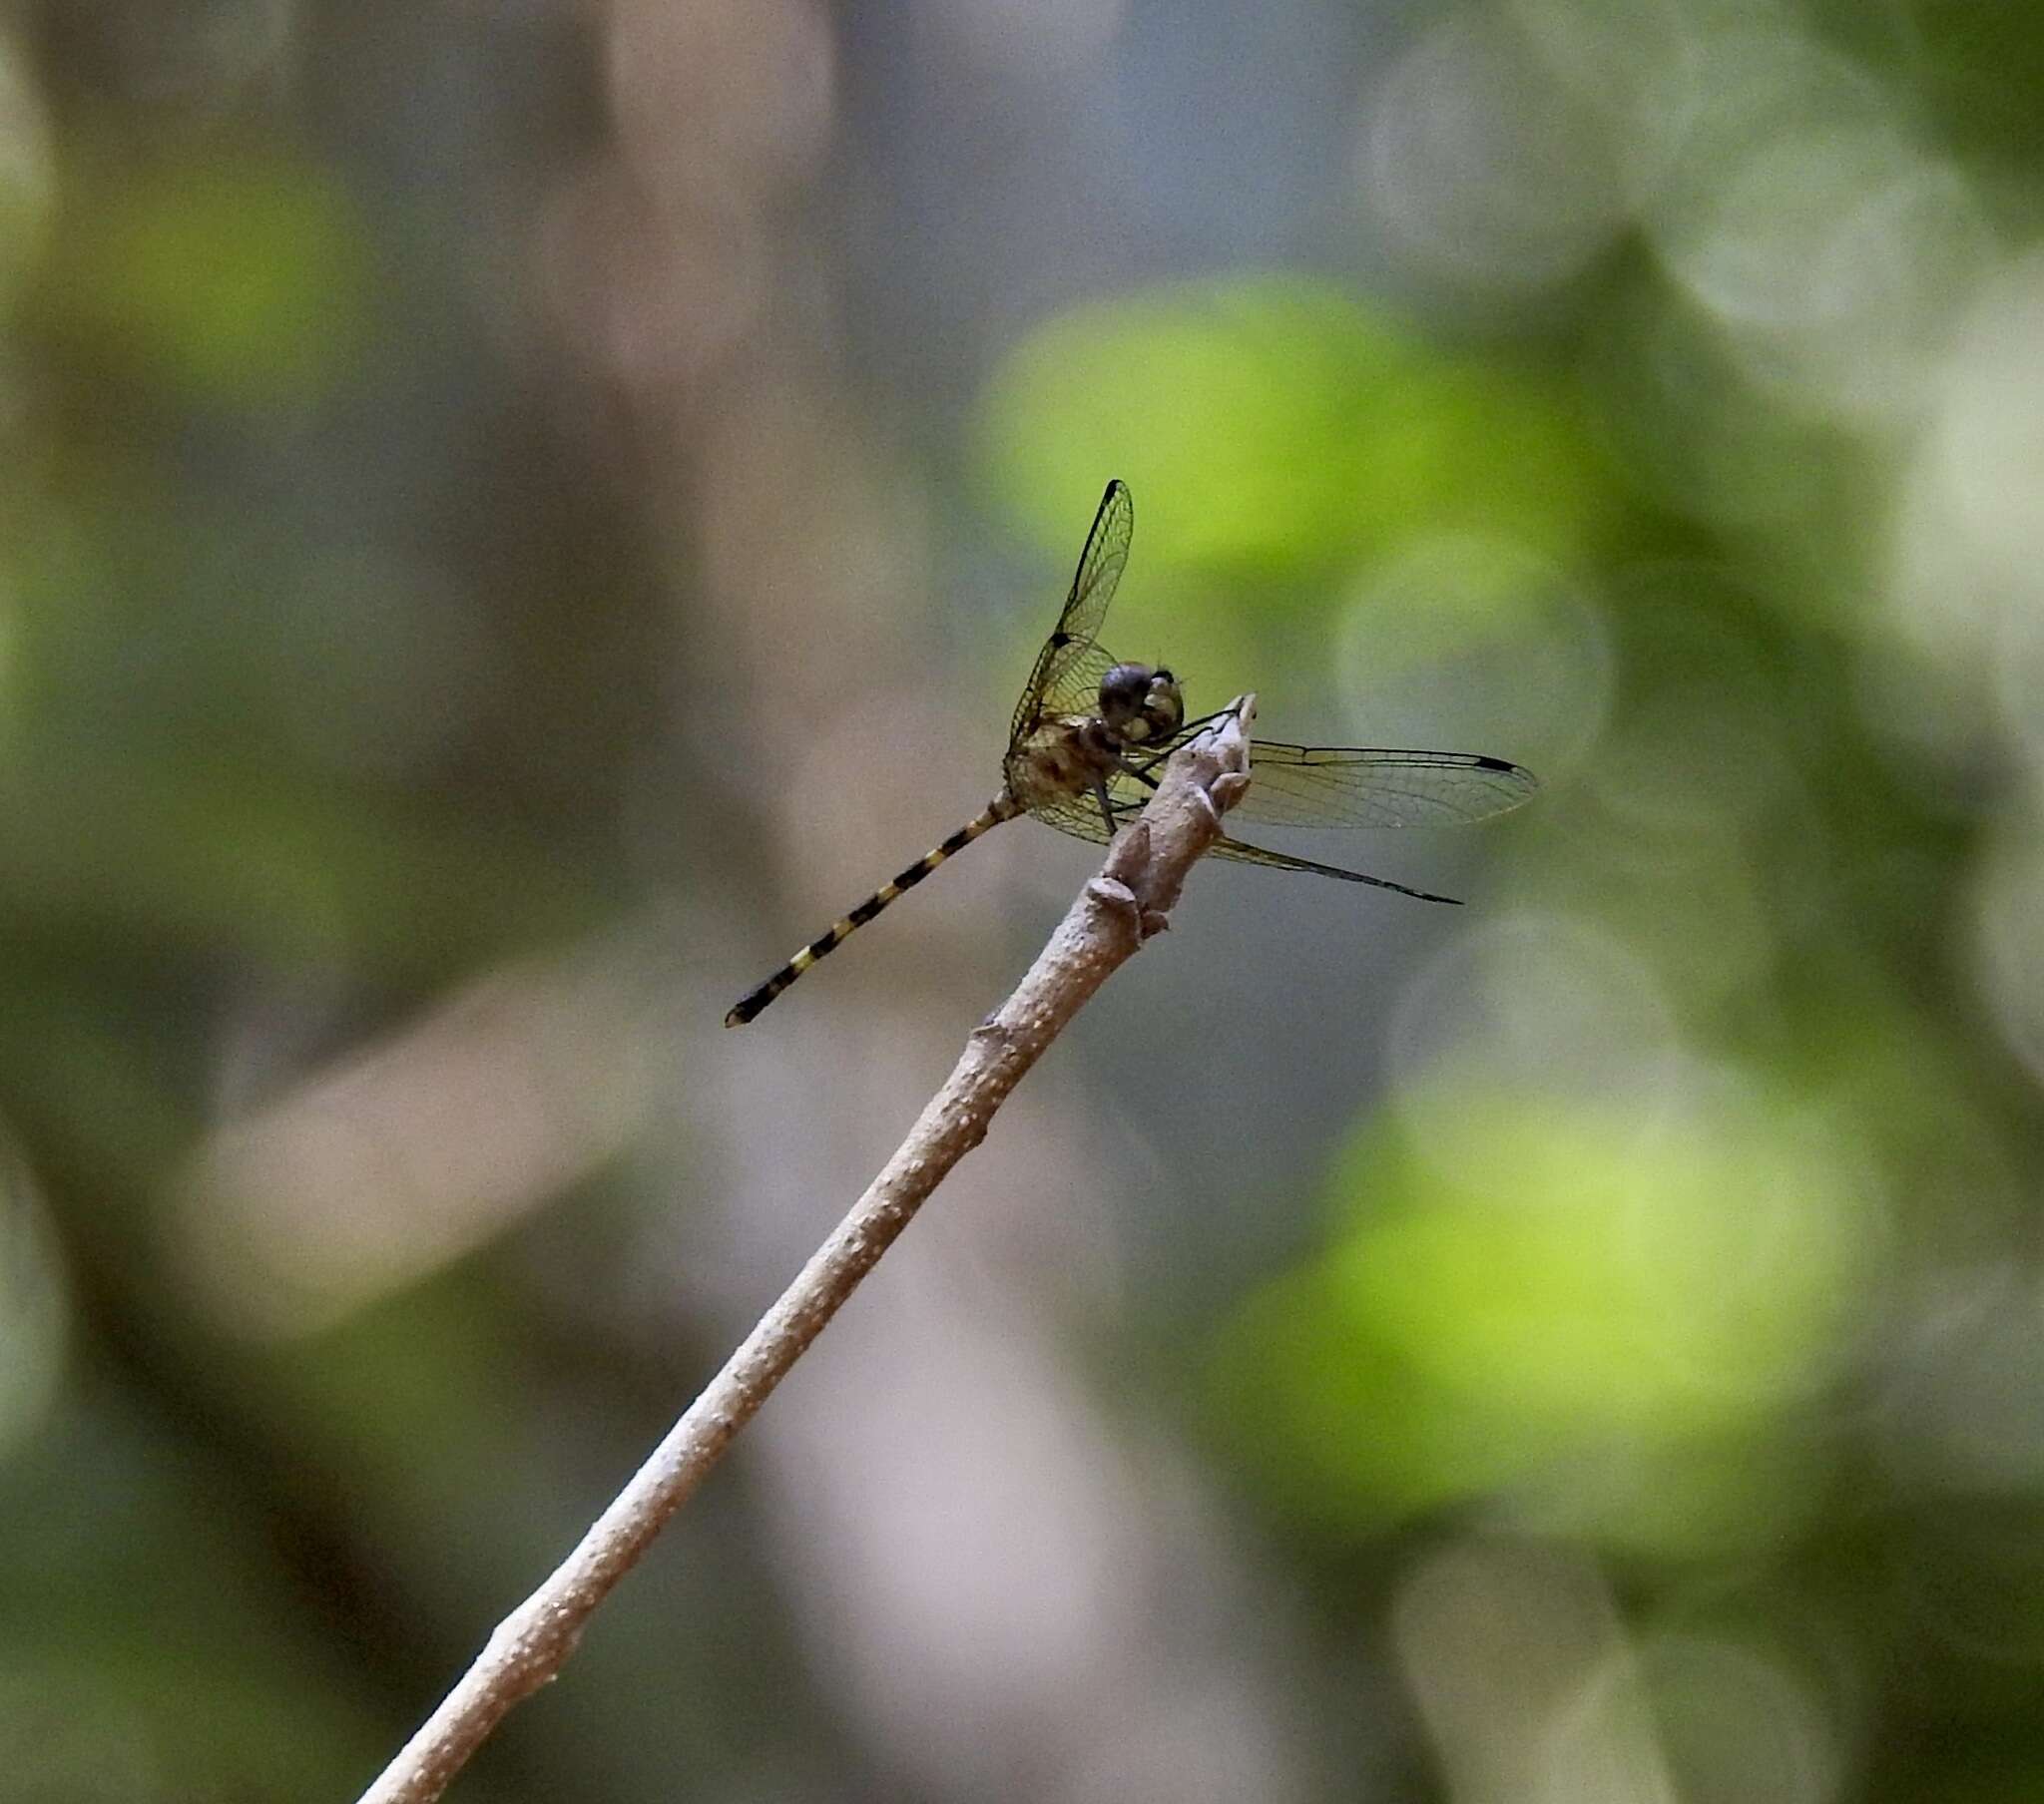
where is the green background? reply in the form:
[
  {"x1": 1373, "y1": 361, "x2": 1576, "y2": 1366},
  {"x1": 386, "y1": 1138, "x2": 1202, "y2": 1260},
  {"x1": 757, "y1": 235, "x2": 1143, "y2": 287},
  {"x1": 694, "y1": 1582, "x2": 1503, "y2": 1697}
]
[{"x1": 5, "y1": 2, "x2": 2044, "y2": 1799}]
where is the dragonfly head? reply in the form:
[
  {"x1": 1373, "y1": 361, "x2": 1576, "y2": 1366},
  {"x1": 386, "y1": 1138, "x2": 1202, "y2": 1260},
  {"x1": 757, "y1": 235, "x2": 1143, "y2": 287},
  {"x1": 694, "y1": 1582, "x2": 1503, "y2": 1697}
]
[{"x1": 1099, "y1": 662, "x2": 1184, "y2": 745}]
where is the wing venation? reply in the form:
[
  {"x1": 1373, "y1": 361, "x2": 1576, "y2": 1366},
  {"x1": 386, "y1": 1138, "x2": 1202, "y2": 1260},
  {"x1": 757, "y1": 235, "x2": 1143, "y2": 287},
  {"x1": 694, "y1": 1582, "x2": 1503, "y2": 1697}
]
[{"x1": 1009, "y1": 480, "x2": 1134, "y2": 743}]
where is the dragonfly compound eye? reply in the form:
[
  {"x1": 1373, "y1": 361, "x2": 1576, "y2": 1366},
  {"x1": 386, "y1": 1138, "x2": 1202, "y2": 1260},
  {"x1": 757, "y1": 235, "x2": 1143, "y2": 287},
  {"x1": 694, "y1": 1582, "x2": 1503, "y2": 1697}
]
[
  {"x1": 1143, "y1": 669, "x2": 1185, "y2": 741},
  {"x1": 1101, "y1": 661, "x2": 1181, "y2": 741}
]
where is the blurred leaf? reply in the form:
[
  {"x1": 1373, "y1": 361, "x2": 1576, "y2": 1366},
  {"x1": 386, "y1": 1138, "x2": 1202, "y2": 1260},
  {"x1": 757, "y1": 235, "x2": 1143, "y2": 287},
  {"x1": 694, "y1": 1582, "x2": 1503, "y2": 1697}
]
[
  {"x1": 41, "y1": 145, "x2": 370, "y2": 405},
  {"x1": 0, "y1": 742, "x2": 600, "y2": 977},
  {"x1": 0, "y1": 1398, "x2": 392, "y2": 1796},
  {"x1": 1210, "y1": 1085, "x2": 1868, "y2": 1550},
  {"x1": 0, "y1": 27, "x2": 56, "y2": 311},
  {"x1": 979, "y1": 276, "x2": 1617, "y2": 584}
]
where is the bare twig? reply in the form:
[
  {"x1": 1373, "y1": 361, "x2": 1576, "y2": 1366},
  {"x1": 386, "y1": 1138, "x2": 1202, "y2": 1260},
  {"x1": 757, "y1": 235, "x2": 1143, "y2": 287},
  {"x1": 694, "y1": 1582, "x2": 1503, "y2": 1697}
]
[{"x1": 354, "y1": 697, "x2": 1258, "y2": 1804}]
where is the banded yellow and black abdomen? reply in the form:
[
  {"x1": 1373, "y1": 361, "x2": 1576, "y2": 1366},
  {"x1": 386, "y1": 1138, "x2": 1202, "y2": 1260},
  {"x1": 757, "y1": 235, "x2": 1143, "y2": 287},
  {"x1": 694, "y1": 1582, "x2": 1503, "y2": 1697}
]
[{"x1": 724, "y1": 798, "x2": 1022, "y2": 1026}]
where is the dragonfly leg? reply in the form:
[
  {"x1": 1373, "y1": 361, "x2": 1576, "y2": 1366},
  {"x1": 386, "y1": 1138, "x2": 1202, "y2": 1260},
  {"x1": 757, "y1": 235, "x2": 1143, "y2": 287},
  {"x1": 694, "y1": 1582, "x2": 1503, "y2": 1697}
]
[
  {"x1": 1093, "y1": 775, "x2": 1119, "y2": 837},
  {"x1": 1122, "y1": 703, "x2": 1242, "y2": 784},
  {"x1": 1169, "y1": 706, "x2": 1237, "y2": 739},
  {"x1": 1114, "y1": 753, "x2": 1163, "y2": 792}
]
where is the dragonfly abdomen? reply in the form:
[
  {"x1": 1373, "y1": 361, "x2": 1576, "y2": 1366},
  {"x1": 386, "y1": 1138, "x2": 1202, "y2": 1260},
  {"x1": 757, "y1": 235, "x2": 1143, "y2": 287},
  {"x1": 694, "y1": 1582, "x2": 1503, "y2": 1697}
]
[{"x1": 723, "y1": 797, "x2": 1022, "y2": 1027}]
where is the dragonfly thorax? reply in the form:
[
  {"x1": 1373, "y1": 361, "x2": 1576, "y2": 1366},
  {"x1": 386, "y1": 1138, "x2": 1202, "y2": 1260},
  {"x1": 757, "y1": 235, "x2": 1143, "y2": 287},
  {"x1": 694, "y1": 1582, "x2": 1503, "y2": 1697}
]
[
  {"x1": 1002, "y1": 663, "x2": 1185, "y2": 817},
  {"x1": 1004, "y1": 715, "x2": 1122, "y2": 812},
  {"x1": 1099, "y1": 662, "x2": 1184, "y2": 746}
]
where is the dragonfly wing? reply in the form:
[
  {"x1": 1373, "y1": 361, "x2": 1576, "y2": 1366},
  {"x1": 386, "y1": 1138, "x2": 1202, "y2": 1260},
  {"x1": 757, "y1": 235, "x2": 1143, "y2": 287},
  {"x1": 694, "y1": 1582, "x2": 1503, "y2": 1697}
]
[
  {"x1": 1227, "y1": 742, "x2": 1539, "y2": 829},
  {"x1": 1009, "y1": 480, "x2": 1135, "y2": 744},
  {"x1": 1030, "y1": 793, "x2": 1117, "y2": 847},
  {"x1": 1032, "y1": 798, "x2": 1464, "y2": 903},
  {"x1": 1035, "y1": 642, "x2": 1124, "y2": 725},
  {"x1": 1210, "y1": 834, "x2": 1463, "y2": 903}
]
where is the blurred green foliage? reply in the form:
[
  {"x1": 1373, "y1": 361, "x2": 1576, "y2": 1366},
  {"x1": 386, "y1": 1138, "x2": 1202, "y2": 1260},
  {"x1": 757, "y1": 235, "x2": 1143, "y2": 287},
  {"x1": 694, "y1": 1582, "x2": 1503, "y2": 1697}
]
[
  {"x1": 1214, "y1": 1088, "x2": 1860, "y2": 1548},
  {"x1": 45, "y1": 148, "x2": 368, "y2": 404},
  {"x1": 6, "y1": 2, "x2": 2044, "y2": 1801},
  {"x1": 981, "y1": 277, "x2": 1615, "y2": 585}
]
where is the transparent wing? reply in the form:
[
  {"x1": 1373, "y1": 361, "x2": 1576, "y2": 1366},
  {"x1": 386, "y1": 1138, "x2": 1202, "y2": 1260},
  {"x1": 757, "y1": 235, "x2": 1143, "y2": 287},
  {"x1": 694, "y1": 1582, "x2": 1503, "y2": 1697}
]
[
  {"x1": 1225, "y1": 742, "x2": 1539, "y2": 829},
  {"x1": 1009, "y1": 480, "x2": 1135, "y2": 744},
  {"x1": 1030, "y1": 792, "x2": 1118, "y2": 847},
  {"x1": 1034, "y1": 642, "x2": 1122, "y2": 727},
  {"x1": 1035, "y1": 739, "x2": 1538, "y2": 837},
  {"x1": 1207, "y1": 834, "x2": 1462, "y2": 903},
  {"x1": 1032, "y1": 789, "x2": 1468, "y2": 903}
]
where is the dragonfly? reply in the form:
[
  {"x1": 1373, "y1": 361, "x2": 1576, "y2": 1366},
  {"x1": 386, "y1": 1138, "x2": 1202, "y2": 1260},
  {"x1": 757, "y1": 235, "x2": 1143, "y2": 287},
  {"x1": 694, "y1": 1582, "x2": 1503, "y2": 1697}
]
[{"x1": 725, "y1": 479, "x2": 1538, "y2": 1026}]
